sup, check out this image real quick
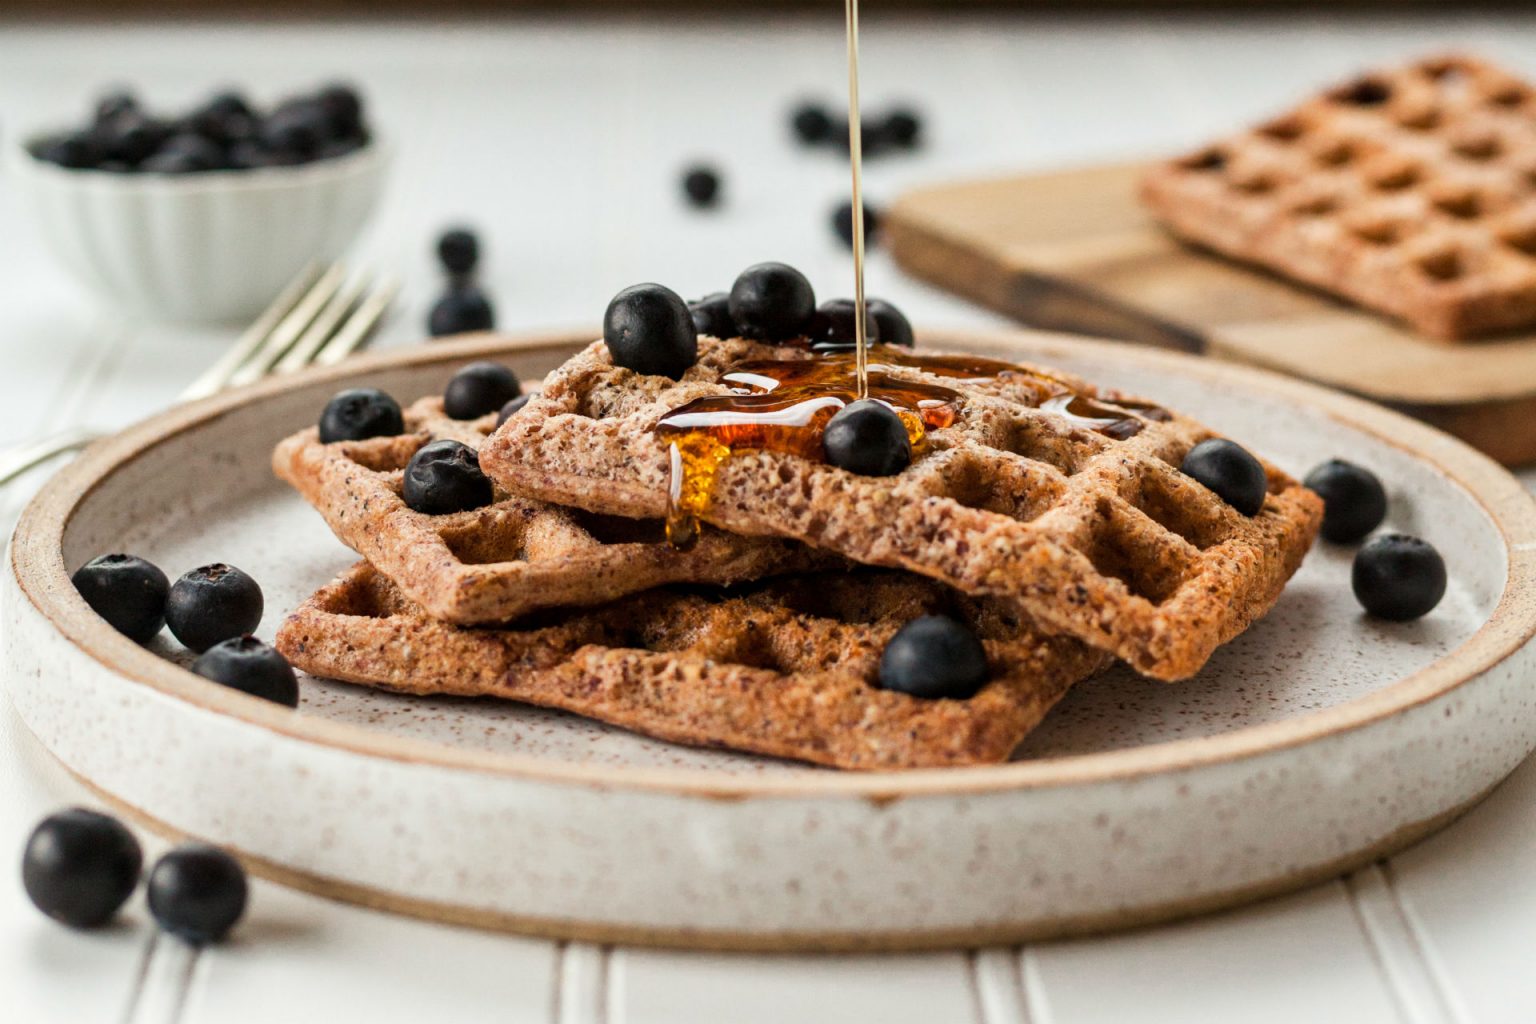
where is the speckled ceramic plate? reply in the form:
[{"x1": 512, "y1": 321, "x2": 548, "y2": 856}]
[{"x1": 7, "y1": 329, "x2": 1536, "y2": 951}]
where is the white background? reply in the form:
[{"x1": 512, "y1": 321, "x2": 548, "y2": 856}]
[{"x1": 4, "y1": 11, "x2": 1536, "y2": 1023}]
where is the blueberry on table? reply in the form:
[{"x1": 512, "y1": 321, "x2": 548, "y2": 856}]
[
  {"x1": 147, "y1": 844, "x2": 248, "y2": 945},
  {"x1": 22, "y1": 808, "x2": 142, "y2": 929},
  {"x1": 791, "y1": 101, "x2": 834, "y2": 145},
  {"x1": 831, "y1": 200, "x2": 880, "y2": 249},
  {"x1": 319, "y1": 387, "x2": 405, "y2": 443},
  {"x1": 403, "y1": 439, "x2": 494, "y2": 514},
  {"x1": 496, "y1": 392, "x2": 536, "y2": 427},
  {"x1": 192, "y1": 636, "x2": 299, "y2": 707},
  {"x1": 810, "y1": 298, "x2": 880, "y2": 349},
  {"x1": 688, "y1": 292, "x2": 735, "y2": 340},
  {"x1": 877, "y1": 616, "x2": 989, "y2": 700},
  {"x1": 867, "y1": 298, "x2": 915, "y2": 348},
  {"x1": 681, "y1": 164, "x2": 721, "y2": 208},
  {"x1": 823, "y1": 399, "x2": 911, "y2": 476},
  {"x1": 72, "y1": 553, "x2": 169, "y2": 644},
  {"x1": 1179, "y1": 439, "x2": 1268, "y2": 517},
  {"x1": 882, "y1": 107, "x2": 923, "y2": 148},
  {"x1": 444, "y1": 361, "x2": 521, "y2": 420},
  {"x1": 436, "y1": 227, "x2": 480, "y2": 277},
  {"x1": 428, "y1": 287, "x2": 496, "y2": 338},
  {"x1": 728, "y1": 262, "x2": 816, "y2": 342},
  {"x1": 604, "y1": 283, "x2": 699, "y2": 379},
  {"x1": 1304, "y1": 459, "x2": 1388, "y2": 544},
  {"x1": 166, "y1": 564, "x2": 264, "y2": 653},
  {"x1": 1352, "y1": 534, "x2": 1446, "y2": 621}
]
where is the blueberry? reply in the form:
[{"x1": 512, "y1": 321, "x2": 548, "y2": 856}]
[
  {"x1": 35, "y1": 131, "x2": 105, "y2": 170},
  {"x1": 496, "y1": 392, "x2": 536, "y2": 427},
  {"x1": 166, "y1": 564, "x2": 264, "y2": 653},
  {"x1": 1353, "y1": 534, "x2": 1446, "y2": 621},
  {"x1": 319, "y1": 387, "x2": 404, "y2": 443},
  {"x1": 192, "y1": 636, "x2": 299, "y2": 707},
  {"x1": 791, "y1": 101, "x2": 834, "y2": 145},
  {"x1": 146, "y1": 132, "x2": 224, "y2": 173},
  {"x1": 867, "y1": 298, "x2": 914, "y2": 348},
  {"x1": 99, "y1": 114, "x2": 167, "y2": 164},
  {"x1": 203, "y1": 90, "x2": 255, "y2": 122},
  {"x1": 835, "y1": 118, "x2": 893, "y2": 159},
  {"x1": 823, "y1": 399, "x2": 911, "y2": 476},
  {"x1": 728, "y1": 262, "x2": 816, "y2": 341},
  {"x1": 882, "y1": 107, "x2": 922, "y2": 148},
  {"x1": 315, "y1": 137, "x2": 366, "y2": 162},
  {"x1": 22, "y1": 808, "x2": 142, "y2": 929},
  {"x1": 427, "y1": 287, "x2": 495, "y2": 337},
  {"x1": 831, "y1": 200, "x2": 880, "y2": 249},
  {"x1": 877, "y1": 615, "x2": 989, "y2": 700},
  {"x1": 183, "y1": 96, "x2": 256, "y2": 147},
  {"x1": 147, "y1": 844, "x2": 247, "y2": 945},
  {"x1": 1305, "y1": 459, "x2": 1388, "y2": 544},
  {"x1": 603, "y1": 283, "x2": 698, "y2": 379},
  {"x1": 72, "y1": 554, "x2": 169, "y2": 644},
  {"x1": 810, "y1": 298, "x2": 880, "y2": 349},
  {"x1": 139, "y1": 149, "x2": 205, "y2": 174},
  {"x1": 688, "y1": 292, "x2": 735, "y2": 339},
  {"x1": 260, "y1": 103, "x2": 327, "y2": 159},
  {"x1": 315, "y1": 83, "x2": 364, "y2": 138},
  {"x1": 402, "y1": 440, "x2": 494, "y2": 514},
  {"x1": 436, "y1": 227, "x2": 480, "y2": 277},
  {"x1": 444, "y1": 361, "x2": 520, "y2": 419},
  {"x1": 93, "y1": 89, "x2": 139, "y2": 126},
  {"x1": 226, "y1": 140, "x2": 281, "y2": 170},
  {"x1": 1180, "y1": 439, "x2": 1267, "y2": 517},
  {"x1": 681, "y1": 164, "x2": 721, "y2": 208}
]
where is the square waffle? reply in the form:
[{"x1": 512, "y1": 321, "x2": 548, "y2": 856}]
[
  {"x1": 1141, "y1": 53, "x2": 1536, "y2": 340},
  {"x1": 478, "y1": 337, "x2": 1322, "y2": 682},
  {"x1": 276, "y1": 562, "x2": 1111, "y2": 770},
  {"x1": 272, "y1": 395, "x2": 829, "y2": 625}
]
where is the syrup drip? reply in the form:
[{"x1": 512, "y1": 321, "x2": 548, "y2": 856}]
[
  {"x1": 1039, "y1": 394, "x2": 1146, "y2": 441},
  {"x1": 845, "y1": 0, "x2": 870, "y2": 399}
]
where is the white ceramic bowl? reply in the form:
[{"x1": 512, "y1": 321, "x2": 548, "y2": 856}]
[{"x1": 9, "y1": 137, "x2": 388, "y2": 323}]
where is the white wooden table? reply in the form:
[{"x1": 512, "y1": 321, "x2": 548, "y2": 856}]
[{"x1": 4, "y1": 12, "x2": 1536, "y2": 1022}]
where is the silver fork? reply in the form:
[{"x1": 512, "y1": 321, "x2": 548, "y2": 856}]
[{"x1": 0, "y1": 263, "x2": 398, "y2": 487}]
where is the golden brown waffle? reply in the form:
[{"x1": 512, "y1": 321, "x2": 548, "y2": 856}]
[
  {"x1": 273, "y1": 396, "x2": 828, "y2": 625},
  {"x1": 1141, "y1": 53, "x2": 1536, "y2": 340},
  {"x1": 479, "y1": 338, "x2": 1322, "y2": 682},
  {"x1": 276, "y1": 562, "x2": 1111, "y2": 770}
]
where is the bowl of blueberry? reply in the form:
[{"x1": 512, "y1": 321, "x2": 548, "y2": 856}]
[{"x1": 12, "y1": 82, "x2": 388, "y2": 323}]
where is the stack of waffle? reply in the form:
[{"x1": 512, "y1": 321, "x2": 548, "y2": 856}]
[{"x1": 274, "y1": 335, "x2": 1321, "y2": 770}]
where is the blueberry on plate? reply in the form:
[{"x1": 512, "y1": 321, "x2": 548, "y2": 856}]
[
  {"x1": 877, "y1": 615, "x2": 989, "y2": 700},
  {"x1": 444, "y1": 362, "x2": 520, "y2": 420},
  {"x1": 728, "y1": 262, "x2": 816, "y2": 341},
  {"x1": 790, "y1": 101, "x2": 834, "y2": 145},
  {"x1": 823, "y1": 399, "x2": 910, "y2": 476},
  {"x1": 496, "y1": 392, "x2": 536, "y2": 427},
  {"x1": 810, "y1": 298, "x2": 880, "y2": 349},
  {"x1": 147, "y1": 844, "x2": 248, "y2": 945},
  {"x1": 428, "y1": 287, "x2": 496, "y2": 337},
  {"x1": 319, "y1": 387, "x2": 404, "y2": 443},
  {"x1": 1304, "y1": 459, "x2": 1388, "y2": 544},
  {"x1": 604, "y1": 283, "x2": 698, "y2": 379},
  {"x1": 436, "y1": 227, "x2": 480, "y2": 277},
  {"x1": 166, "y1": 564, "x2": 264, "y2": 653},
  {"x1": 1180, "y1": 439, "x2": 1267, "y2": 517},
  {"x1": 866, "y1": 298, "x2": 914, "y2": 348},
  {"x1": 681, "y1": 164, "x2": 721, "y2": 208},
  {"x1": 402, "y1": 439, "x2": 494, "y2": 514},
  {"x1": 22, "y1": 808, "x2": 142, "y2": 929},
  {"x1": 72, "y1": 553, "x2": 169, "y2": 644},
  {"x1": 688, "y1": 292, "x2": 735, "y2": 340},
  {"x1": 1352, "y1": 534, "x2": 1446, "y2": 621},
  {"x1": 192, "y1": 636, "x2": 299, "y2": 707},
  {"x1": 830, "y1": 200, "x2": 880, "y2": 249}
]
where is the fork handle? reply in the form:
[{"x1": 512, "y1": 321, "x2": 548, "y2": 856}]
[{"x1": 0, "y1": 427, "x2": 104, "y2": 486}]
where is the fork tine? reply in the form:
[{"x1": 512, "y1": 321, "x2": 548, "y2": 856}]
[
  {"x1": 314, "y1": 275, "x2": 398, "y2": 366},
  {"x1": 177, "y1": 262, "x2": 321, "y2": 402},
  {"x1": 273, "y1": 274, "x2": 368, "y2": 374},
  {"x1": 224, "y1": 263, "x2": 348, "y2": 389}
]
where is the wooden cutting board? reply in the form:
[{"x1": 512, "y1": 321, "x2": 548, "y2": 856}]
[{"x1": 887, "y1": 161, "x2": 1536, "y2": 466}]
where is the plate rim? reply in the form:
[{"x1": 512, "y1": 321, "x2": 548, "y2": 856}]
[{"x1": 12, "y1": 326, "x2": 1536, "y2": 799}]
